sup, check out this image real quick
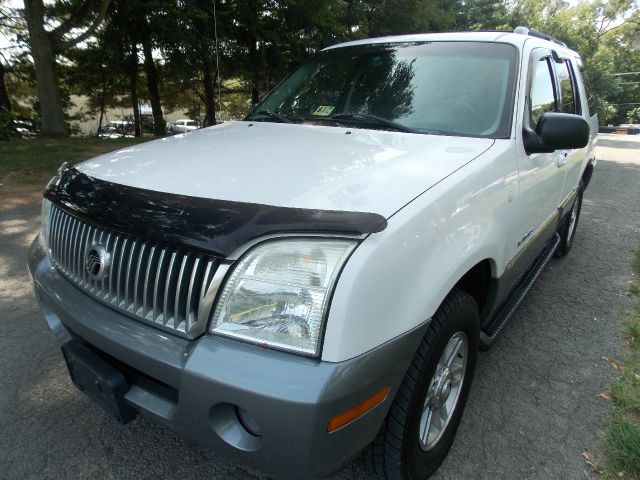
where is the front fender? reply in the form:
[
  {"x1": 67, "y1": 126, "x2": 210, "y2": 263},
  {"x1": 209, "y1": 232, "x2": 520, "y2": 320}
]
[{"x1": 322, "y1": 141, "x2": 519, "y2": 362}]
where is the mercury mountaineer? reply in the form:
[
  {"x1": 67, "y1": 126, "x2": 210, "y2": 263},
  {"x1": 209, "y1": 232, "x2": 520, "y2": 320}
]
[{"x1": 29, "y1": 28, "x2": 597, "y2": 479}]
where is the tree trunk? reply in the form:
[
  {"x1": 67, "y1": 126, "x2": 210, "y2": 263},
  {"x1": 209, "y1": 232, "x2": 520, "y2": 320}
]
[
  {"x1": 139, "y1": 21, "x2": 165, "y2": 136},
  {"x1": 129, "y1": 41, "x2": 141, "y2": 137},
  {"x1": 23, "y1": 0, "x2": 68, "y2": 136},
  {"x1": 202, "y1": 66, "x2": 217, "y2": 127},
  {"x1": 0, "y1": 61, "x2": 11, "y2": 111},
  {"x1": 130, "y1": 81, "x2": 141, "y2": 137},
  {"x1": 96, "y1": 76, "x2": 106, "y2": 136},
  {"x1": 249, "y1": 37, "x2": 260, "y2": 105}
]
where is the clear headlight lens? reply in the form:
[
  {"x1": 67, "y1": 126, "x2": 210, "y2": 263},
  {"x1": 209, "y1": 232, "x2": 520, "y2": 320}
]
[
  {"x1": 41, "y1": 198, "x2": 52, "y2": 249},
  {"x1": 210, "y1": 238, "x2": 357, "y2": 356}
]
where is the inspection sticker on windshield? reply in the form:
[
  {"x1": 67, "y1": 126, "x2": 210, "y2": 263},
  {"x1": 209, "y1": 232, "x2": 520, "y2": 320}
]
[{"x1": 312, "y1": 106, "x2": 335, "y2": 116}]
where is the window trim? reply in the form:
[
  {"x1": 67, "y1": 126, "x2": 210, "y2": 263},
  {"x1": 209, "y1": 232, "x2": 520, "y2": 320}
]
[
  {"x1": 524, "y1": 48, "x2": 559, "y2": 132},
  {"x1": 551, "y1": 57, "x2": 580, "y2": 116},
  {"x1": 567, "y1": 60, "x2": 582, "y2": 115}
]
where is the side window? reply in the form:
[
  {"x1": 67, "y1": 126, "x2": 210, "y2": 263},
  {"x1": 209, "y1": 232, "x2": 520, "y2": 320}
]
[
  {"x1": 529, "y1": 57, "x2": 557, "y2": 126},
  {"x1": 556, "y1": 60, "x2": 576, "y2": 114}
]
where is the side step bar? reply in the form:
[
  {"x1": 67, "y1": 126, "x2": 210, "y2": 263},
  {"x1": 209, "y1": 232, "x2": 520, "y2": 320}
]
[{"x1": 480, "y1": 233, "x2": 561, "y2": 350}]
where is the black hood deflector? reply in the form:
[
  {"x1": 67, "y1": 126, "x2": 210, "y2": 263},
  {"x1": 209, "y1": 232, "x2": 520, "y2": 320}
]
[{"x1": 44, "y1": 166, "x2": 387, "y2": 258}]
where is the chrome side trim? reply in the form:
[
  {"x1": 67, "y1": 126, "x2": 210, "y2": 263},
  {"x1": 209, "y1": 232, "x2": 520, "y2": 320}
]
[
  {"x1": 197, "y1": 263, "x2": 231, "y2": 332},
  {"x1": 225, "y1": 232, "x2": 365, "y2": 261}
]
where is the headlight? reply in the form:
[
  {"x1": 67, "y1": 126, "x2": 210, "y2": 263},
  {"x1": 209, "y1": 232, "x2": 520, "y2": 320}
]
[
  {"x1": 41, "y1": 198, "x2": 52, "y2": 249},
  {"x1": 210, "y1": 238, "x2": 357, "y2": 356}
]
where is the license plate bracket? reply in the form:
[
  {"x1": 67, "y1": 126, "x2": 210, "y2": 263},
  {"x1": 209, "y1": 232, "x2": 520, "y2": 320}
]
[{"x1": 61, "y1": 341, "x2": 137, "y2": 424}]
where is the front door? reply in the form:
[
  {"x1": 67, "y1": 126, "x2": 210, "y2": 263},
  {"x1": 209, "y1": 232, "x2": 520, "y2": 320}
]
[{"x1": 511, "y1": 48, "x2": 566, "y2": 275}]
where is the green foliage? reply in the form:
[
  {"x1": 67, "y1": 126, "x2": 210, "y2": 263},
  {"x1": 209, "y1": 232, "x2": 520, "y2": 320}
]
[
  {"x1": 602, "y1": 248, "x2": 640, "y2": 477},
  {"x1": 2, "y1": 0, "x2": 639, "y2": 128},
  {"x1": 509, "y1": 0, "x2": 639, "y2": 125},
  {"x1": 349, "y1": 0, "x2": 460, "y2": 37},
  {"x1": 604, "y1": 409, "x2": 640, "y2": 476},
  {"x1": 623, "y1": 314, "x2": 640, "y2": 347},
  {"x1": 598, "y1": 102, "x2": 620, "y2": 125},
  {"x1": 633, "y1": 249, "x2": 640, "y2": 277},
  {"x1": 459, "y1": 0, "x2": 509, "y2": 30},
  {"x1": 627, "y1": 107, "x2": 640, "y2": 124},
  {"x1": 0, "y1": 108, "x2": 20, "y2": 141}
]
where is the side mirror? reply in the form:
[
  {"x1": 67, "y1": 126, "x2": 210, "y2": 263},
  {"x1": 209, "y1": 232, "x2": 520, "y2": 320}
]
[{"x1": 523, "y1": 112, "x2": 590, "y2": 154}]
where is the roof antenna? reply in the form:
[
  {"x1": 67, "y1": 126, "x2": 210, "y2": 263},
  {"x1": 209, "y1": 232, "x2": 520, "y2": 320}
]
[{"x1": 213, "y1": 0, "x2": 223, "y2": 118}]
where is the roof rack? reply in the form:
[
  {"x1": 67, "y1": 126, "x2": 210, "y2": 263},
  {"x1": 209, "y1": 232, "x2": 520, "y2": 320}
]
[{"x1": 513, "y1": 26, "x2": 567, "y2": 47}]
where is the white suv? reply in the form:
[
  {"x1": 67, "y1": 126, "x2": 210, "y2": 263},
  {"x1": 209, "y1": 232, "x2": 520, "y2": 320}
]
[{"x1": 29, "y1": 28, "x2": 597, "y2": 479}]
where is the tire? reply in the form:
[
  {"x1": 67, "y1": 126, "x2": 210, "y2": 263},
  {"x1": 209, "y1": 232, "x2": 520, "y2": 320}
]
[
  {"x1": 555, "y1": 181, "x2": 584, "y2": 258},
  {"x1": 365, "y1": 288, "x2": 480, "y2": 480}
]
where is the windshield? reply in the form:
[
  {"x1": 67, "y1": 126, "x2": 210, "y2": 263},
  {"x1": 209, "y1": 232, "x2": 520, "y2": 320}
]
[{"x1": 251, "y1": 41, "x2": 517, "y2": 138}]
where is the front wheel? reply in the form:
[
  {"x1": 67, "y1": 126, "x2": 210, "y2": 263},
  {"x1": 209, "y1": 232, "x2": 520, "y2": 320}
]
[{"x1": 365, "y1": 288, "x2": 479, "y2": 480}]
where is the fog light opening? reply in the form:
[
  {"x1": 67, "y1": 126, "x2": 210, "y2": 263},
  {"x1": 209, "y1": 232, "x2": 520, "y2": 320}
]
[
  {"x1": 210, "y1": 402, "x2": 262, "y2": 451},
  {"x1": 236, "y1": 406, "x2": 262, "y2": 437}
]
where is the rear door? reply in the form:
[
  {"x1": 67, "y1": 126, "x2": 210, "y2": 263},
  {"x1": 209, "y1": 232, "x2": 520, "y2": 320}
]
[{"x1": 553, "y1": 56, "x2": 589, "y2": 203}]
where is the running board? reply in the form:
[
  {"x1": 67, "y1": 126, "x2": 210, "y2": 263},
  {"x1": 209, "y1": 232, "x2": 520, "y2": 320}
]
[{"x1": 480, "y1": 233, "x2": 561, "y2": 350}]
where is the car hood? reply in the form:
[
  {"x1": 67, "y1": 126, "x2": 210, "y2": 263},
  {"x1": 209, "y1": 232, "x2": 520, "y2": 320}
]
[{"x1": 78, "y1": 121, "x2": 494, "y2": 218}]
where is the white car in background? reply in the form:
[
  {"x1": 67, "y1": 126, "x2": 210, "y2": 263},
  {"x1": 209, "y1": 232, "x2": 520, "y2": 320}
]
[{"x1": 167, "y1": 118, "x2": 199, "y2": 135}]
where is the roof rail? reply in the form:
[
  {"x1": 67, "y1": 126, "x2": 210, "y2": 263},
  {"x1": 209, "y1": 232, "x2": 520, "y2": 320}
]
[{"x1": 513, "y1": 26, "x2": 567, "y2": 47}]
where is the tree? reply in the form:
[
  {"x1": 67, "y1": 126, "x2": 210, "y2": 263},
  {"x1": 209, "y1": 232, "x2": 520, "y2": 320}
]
[
  {"x1": 190, "y1": 1, "x2": 353, "y2": 111},
  {"x1": 9, "y1": 0, "x2": 636, "y2": 135},
  {"x1": 0, "y1": 59, "x2": 10, "y2": 111},
  {"x1": 136, "y1": 5, "x2": 165, "y2": 135},
  {"x1": 1, "y1": 0, "x2": 36, "y2": 119},
  {"x1": 1, "y1": 1, "x2": 19, "y2": 112},
  {"x1": 459, "y1": 0, "x2": 509, "y2": 30},
  {"x1": 66, "y1": 33, "x2": 130, "y2": 136},
  {"x1": 160, "y1": 0, "x2": 226, "y2": 126},
  {"x1": 509, "y1": 0, "x2": 639, "y2": 124},
  {"x1": 22, "y1": 0, "x2": 111, "y2": 136}
]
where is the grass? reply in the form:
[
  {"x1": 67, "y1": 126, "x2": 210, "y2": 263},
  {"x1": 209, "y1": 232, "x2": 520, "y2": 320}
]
[
  {"x1": 0, "y1": 137, "x2": 149, "y2": 186},
  {"x1": 601, "y1": 248, "x2": 640, "y2": 478}
]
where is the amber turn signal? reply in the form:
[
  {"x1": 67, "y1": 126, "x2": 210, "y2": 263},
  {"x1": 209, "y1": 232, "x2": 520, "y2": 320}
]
[{"x1": 327, "y1": 385, "x2": 390, "y2": 433}]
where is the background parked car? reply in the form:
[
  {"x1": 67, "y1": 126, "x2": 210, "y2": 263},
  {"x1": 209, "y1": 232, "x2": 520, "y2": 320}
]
[
  {"x1": 166, "y1": 119, "x2": 199, "y2": 135},
  {"x1": 14, "y1": 119, "x2": 37, "y2": 138},
  {"x1": 98, "y1": 120, "x2": 134, "y2": 138}
]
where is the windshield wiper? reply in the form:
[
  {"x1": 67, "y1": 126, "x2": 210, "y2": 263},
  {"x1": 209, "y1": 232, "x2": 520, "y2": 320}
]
[
  {"x1": 250, "y1": 110, "x2": 295, "y2": 124},
  {"x1": 331, "y1": 112, "x2": 419, "y2": 134}
]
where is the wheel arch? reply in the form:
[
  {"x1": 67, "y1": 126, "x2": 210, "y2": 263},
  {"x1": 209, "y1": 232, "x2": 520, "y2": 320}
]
[
  {"x1": 582, "y1": 159, "x2": 594, "y2": 189},
  {"x1": 453, "y1": 259, "x2": 495, "y2": 321}
]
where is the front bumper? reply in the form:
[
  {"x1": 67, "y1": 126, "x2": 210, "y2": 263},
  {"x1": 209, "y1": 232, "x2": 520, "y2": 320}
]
[{"x1": 28, "y1": 235, "x2": 426, "y2": 479}]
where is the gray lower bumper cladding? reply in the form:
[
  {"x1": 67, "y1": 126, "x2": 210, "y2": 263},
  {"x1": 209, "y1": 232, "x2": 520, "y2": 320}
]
[{"x1": 28, "y1": 235, "x2": 426, "y2": 479}]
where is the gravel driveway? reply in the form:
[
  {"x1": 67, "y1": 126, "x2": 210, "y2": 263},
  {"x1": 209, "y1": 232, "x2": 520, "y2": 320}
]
[{"x1": 1, "y1": 135, "x2": 639, "y2": 480}]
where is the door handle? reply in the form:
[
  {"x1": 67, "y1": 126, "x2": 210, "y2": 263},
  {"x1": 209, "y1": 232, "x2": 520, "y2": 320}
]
[{"x1": 556, "y1": 151, "x2": 568, "y2": 167}]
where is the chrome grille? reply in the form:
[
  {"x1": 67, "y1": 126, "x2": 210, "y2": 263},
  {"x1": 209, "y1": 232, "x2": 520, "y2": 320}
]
[{"x1": 47, "y1": 204, "x2": 220, "y2": 337}]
